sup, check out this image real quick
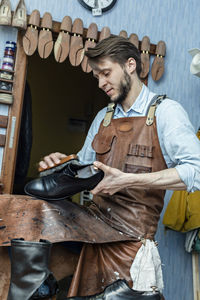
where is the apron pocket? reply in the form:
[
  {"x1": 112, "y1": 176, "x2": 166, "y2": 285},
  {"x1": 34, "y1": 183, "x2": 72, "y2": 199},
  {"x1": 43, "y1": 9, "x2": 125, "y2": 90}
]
[
  {"x1": 92, "y1": 134, "x2": 116, "y2": 154},
  {"x1": 124, "y1": 144, "x2": 153, "y2": 173},
  {"x1": 124, "y1": 163, "x2": 152, "y2": 174},
  {"x1": 128, "y1": 144, "x2": 153, "y2": 158}
]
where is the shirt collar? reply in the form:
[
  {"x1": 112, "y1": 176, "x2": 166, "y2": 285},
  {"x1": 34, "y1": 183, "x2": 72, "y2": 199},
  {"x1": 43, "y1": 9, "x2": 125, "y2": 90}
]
[{"x1": 114, "y1": 84, "x2": 151, "y2": 116}]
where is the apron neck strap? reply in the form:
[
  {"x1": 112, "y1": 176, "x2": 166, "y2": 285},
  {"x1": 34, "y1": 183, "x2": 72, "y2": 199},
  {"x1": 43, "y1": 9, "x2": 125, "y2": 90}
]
[
  {"x1": 146, "y1": 94, "x2": 166, "y2": 126},
  {"x1": 103, "y1": 102, "x2": 116, "y2": 127}
]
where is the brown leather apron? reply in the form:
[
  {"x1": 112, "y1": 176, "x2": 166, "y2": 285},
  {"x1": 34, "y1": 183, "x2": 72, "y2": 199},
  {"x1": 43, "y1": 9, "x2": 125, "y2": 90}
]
[{"x1": 67, "y1": 101, "x2": 167, "y2": 296}]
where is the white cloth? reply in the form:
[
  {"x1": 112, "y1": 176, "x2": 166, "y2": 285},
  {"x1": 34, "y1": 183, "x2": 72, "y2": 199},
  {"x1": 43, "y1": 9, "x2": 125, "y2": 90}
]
[{"x1": 130, "y1": 239, "x2": 164, "y2": 292}]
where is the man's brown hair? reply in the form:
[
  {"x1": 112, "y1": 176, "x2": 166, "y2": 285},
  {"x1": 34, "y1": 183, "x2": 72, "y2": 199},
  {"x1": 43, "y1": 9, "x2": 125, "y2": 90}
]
[{"x1": 85, "y1": 35, "x2": 142, "y2": 77}]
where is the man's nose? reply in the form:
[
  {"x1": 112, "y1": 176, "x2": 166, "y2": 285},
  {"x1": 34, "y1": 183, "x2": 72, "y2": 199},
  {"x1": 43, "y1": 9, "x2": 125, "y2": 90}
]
[{"x1": 98, "y1": 77, "x2": 106, "y2": 90}]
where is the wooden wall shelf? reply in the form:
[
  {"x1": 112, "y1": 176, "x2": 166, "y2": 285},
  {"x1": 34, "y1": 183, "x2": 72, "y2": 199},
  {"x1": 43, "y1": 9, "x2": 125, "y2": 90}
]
[
  {"x1": 0, "y1": 69, "x2": 14, "y2": 74},
  {"x1": 0, "y1": 78, "x2": 13, "y2": 83},
  {"x1": 0, "y1": 90, "x2": 12, "y2": 94}
]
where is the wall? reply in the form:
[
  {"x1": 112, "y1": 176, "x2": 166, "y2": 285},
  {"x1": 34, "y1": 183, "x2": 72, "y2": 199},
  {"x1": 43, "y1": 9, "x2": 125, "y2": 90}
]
[{"x1": 1, "y1": 0, "x2": 200, "y2": 299}]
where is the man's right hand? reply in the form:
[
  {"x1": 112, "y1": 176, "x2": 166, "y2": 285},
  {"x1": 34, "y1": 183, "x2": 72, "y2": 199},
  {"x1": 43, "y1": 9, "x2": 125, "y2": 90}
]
[{"x1": 38, "y1": 152, "x2": 67, "y2": 170}]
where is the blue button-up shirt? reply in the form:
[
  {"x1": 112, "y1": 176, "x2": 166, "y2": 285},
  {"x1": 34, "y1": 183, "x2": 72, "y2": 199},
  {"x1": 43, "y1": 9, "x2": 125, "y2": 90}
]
[{"x1": 77, "y1": 85, "x2": 200, "y2": 192}]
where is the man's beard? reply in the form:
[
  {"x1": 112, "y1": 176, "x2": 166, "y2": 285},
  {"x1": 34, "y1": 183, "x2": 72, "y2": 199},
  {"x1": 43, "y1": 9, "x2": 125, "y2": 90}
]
[{"x1": 112, "y1": 69, "x2": 132, "y2": 104}]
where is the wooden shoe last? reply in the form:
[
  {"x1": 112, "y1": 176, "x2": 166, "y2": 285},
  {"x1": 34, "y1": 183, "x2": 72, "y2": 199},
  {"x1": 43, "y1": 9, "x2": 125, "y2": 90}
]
[
  {"x1": 38, "y1": 12, "x2": 54, "y2": 59},
  {"x1": 12, "y1": 0, "x2": 27, "y2": 30},
  {"x1": 0, "y1": 0, "x2": 11, "y2": 26},
  {"x1": 81, "y1": 22, "x2": 98, "y2": 73},
  {"x1": 119, "y1": 30, "x2": 128, "y2": 38},
  {"x1": 69, "y1": 18, "x2": 84, "y2": 66},
  {"x1": 151, "y1": 40, "x2": 166, "y2": 81},
  {"x1": 22, "y1": 9, "x2": 40, "y2": 56},
  {"x1": 129, "y1": 33, "x2": 139, "y2": 49},
  {"x1": 140, "y1": 36, "x2": 150, "y2": 78},
  {"x1": 99, "y1": 26, "x2": 111, "y2": 41},
  {"x1": 54, "y1": 16, "x2": 72, "y2": 63}
]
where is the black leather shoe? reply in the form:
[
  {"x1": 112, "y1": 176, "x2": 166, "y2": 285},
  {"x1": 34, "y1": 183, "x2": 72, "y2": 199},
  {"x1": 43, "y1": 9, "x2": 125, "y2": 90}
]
[
  {"x1": 66, "y1": 279, "x2": 161, "y2": 299},
  {"x1": 24, "y1": 163, "x2": 104, "y2": 201}
]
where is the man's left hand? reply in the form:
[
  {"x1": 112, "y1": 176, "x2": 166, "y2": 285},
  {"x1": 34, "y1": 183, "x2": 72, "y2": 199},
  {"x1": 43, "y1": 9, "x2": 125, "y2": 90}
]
[{"x1": 91, "y1": 161, "x2": 126, "y2": 195}]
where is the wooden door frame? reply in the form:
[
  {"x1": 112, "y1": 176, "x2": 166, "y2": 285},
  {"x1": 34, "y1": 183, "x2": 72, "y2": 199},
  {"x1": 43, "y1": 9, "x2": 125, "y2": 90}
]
[{"x1": 1, "y1": 31, "x2": 27, "y2": 193}]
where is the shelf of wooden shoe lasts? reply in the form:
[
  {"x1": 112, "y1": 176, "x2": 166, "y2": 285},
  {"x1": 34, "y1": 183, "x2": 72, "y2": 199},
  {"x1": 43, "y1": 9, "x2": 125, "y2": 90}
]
[{"x1": 0, "y1": 68, "x2": 14, "y2": 94}]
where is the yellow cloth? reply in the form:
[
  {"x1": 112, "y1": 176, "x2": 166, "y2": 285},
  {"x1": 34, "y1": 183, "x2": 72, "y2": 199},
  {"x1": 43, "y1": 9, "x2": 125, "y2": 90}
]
[
  {"x1": 163, "y1": 130, "x2": 200, "y2": 232},
  {"x1": 163, "y1": 190, "x2": 200, "y2": 232}
]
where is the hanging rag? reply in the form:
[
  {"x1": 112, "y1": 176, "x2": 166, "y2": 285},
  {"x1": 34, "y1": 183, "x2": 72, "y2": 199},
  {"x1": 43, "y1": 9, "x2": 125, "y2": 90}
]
[{"x1": 130, "y1": 239, "x2": 164, "y2": 293}]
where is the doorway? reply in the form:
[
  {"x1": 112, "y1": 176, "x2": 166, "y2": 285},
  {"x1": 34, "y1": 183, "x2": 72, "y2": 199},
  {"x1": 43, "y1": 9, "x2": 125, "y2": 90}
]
[{"x1": 13, "y1": 51, "x2": 108, "y2": 194}]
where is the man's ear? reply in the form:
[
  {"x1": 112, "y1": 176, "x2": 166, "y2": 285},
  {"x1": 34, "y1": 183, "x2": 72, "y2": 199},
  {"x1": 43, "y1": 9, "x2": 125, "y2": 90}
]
[{"x1": 126, "y1": 57, "x2": 136, "y2": 74}]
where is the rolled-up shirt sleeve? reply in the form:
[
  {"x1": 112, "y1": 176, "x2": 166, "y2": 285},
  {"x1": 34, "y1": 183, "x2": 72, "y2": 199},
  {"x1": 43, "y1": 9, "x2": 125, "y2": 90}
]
[{"x1": 156, "y1": 99, "x2": 200, "y2": 192}]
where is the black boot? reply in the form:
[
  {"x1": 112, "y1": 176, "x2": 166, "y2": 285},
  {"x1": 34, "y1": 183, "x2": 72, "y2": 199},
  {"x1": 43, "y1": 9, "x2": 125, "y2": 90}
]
[
  {"x1": 7, "y1": 238, "x2": 59, "y2": 300},
  {"x1": 66, "y1": 279, "x2": 162, "y2": 299}
]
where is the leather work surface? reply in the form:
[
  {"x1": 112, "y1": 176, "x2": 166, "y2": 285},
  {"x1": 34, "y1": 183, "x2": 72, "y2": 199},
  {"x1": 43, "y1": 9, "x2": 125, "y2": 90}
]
[{"x1": 0, "y1": 194, "x2": 133, "y2": 246}]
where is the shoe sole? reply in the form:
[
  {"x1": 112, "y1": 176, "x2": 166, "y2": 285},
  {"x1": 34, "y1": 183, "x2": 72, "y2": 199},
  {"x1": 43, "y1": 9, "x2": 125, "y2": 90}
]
[{"x1": 24, "y1": 189, "x2": 78, "y2": 201}]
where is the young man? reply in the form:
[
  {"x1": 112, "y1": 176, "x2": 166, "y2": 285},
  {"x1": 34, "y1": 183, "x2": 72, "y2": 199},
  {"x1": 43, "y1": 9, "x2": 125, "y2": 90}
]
[
  {"x1": 36, "y1": 36, "x2": 200, "y2": 298},
  {"x1": 7, "y1": 36, "x2": 200, "y2": 299}
]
